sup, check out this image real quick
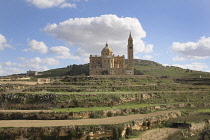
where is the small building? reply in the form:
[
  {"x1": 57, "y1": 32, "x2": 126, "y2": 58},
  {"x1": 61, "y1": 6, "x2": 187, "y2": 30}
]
[
  {"x1": 37, "y1": 78, "x2": 51, "y2": 84},
  {"x1": 89, "y1": 33, "x2": 134, "y2": 75},
  {"x1": 27, "y1": 70, "x2": 38, "y2": 76}
]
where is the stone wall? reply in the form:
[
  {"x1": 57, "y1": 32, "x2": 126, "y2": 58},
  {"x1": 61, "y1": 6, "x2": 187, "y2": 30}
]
[
  {"x1": 0, "y1": 92, "x2": 157, "y2": 110},
  {"x1": 1, "y1": 92, "x2": 210, "y2": 110},
  {"x1": 0, "y1": 103, "x2": 206, "y2": 120}
]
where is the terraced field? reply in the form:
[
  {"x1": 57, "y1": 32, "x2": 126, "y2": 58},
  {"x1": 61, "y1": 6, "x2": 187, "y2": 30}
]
[{"x1": 1, "y1": 74, "x2": 210, "y2": 139}]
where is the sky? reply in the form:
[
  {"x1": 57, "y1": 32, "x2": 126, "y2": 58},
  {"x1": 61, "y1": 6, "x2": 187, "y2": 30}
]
[{"x1": 1, "y1": 0, "x2": 210, "y2": 76}]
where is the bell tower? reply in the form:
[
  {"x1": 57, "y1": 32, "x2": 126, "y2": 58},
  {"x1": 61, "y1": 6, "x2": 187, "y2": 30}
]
[{"x1": 127, "y1": 32, "x2": 134, "y2": 68}]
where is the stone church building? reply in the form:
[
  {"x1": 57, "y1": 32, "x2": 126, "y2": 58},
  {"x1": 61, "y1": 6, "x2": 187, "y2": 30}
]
[{"x1": 89, "y1": 33, "x2": 134, "y2": 75}]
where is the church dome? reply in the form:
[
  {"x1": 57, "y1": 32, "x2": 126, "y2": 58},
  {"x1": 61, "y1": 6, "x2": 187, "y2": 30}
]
[{"x1": 101, "y1": 43, "x2": 113, "y2": 56}]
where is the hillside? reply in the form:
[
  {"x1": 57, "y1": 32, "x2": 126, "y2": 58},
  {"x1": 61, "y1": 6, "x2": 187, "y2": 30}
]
[
  {"x1": 36, "y1": 59, "x2": 210, "y2": 78},
  {"x1": 134, "y1": 60, "x2": 210, "y2": 78},
  {"x1": 36, "y1": 64, "x2": 89, "y2": 78},
  {"x1": 1, "y1": 60, "x2": 210, "y2": 140}
]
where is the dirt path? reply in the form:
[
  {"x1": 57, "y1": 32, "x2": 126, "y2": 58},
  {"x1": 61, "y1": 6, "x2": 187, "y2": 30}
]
[
  {"x1": 130, "y1": 128, "x2": 180, "y2": 140},
  {"x1": 0, "y1": 81, "x2": 37, "y2": 85},
  {"x1": 0, "y1": 110, "x2": 52, "y2": 113},
  {"x1": 0, "y1": 110, "x2": 180, "y2": 128}
]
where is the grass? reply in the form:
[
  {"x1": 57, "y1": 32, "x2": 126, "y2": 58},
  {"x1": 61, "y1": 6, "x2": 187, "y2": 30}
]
[
  {"x1": 52, "y1": 103, "x2": 158, "y2": 112},
  {"x1": 23, "y1": 91, "x2": 152, "y2": 95},
  {"x1": 181, "y1": 108, "x2": 210, "y2": 115},
  {"x1": 165, "y1": 109, "x2": 210, "y2": 124},
  {"x1": 37, "y1": 67, "x2": 70, "y2": 77},
  {"x1": 194, "y1": 108, "x2": 210, "y2": 113},
  {"x1": 166, "y1": 130, "x2": 199, "y2": 140},
  {"x1": 135, "y1": 65, "x2": 210, "y2": 78}
]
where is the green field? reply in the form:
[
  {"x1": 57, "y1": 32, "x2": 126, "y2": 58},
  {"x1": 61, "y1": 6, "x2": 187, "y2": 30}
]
[{"x1": 52, "y1": 103, "x2": 157, "y2": 112}]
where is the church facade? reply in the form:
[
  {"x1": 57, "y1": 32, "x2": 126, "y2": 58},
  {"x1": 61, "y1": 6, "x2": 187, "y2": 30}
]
[{"x1": 89, "y1": 33, "x2": 134, "y2": 75}]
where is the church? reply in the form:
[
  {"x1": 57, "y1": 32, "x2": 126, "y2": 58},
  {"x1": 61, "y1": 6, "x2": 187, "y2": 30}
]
[{"x1": 89, "y1": 33, "x2": 134, "y2": 75}]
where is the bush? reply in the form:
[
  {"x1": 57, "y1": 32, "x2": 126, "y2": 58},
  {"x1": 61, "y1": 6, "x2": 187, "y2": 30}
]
[
  {"x1": 125, "y1": 127, "x2": 133, "y2": 136},
  {"x1": 89, "y1": 112, "x2": 102, "y2": 118},
  {"x1": 134, "y1": 69, "x2": 143, "y2": 75},
  {"x1": 107, "y1": 111, "x2": 113, "y2": 117},
  {"x1": 68, "y1": 130, "x2": 76, "y2": 139},
  {"x1": 112, "y1": 127, "x2": 119, "y2": 139},
  {"x1": 199, "y1": 127, "x2": 210, "y2": 140},
  {"x1": 66, "y1": 64, "x2": 89, "y2": 76},
  {"x1": 112, "y1": 125, "x2": 124, "y2": 139}
]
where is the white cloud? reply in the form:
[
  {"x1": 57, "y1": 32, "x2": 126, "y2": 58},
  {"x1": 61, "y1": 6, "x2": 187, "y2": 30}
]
[
  {"x1": 50, "y1": 46, "x2": 80, "y2": 60},
  {"x1": 0, "y1": 34, "x2": 12, "y2": 50},
  {"x1": 172, "y1": 56, "x2": 186, "y2": 62},
  {"x1": 2, "y1": 61, "x2": 18, "y2": 67},
  {"x1": 44, "y1": 14, "x2": 153, "y2": 59},
  {"x1": 143, "y1": 44, "x2": 153, "y2": 53},
  {"x1": 73, "y1": 0, "x2": 88, "y2": 1},
  {"x1": 0, "y1": 66, "x2": 25, "y2": 76},
  {"x1": 60, "y1": 3, "x2": 76, "y2": 8},
  {"x1": 75, "y1": 48, "x2": 90, "y2": 63},
  {"x1": 173, "y1": 62, "x2": 208, "y2": 71},
  {"x1": 143, "y1": 55, "x2": 153, "y2": 60},
  {"x1": 43, "y1": 57, "x2": 60, "y2": 65},
  {"x1": 25, "y1": 57, "x2": 60, "y2": 66},
  {"x1": 0, "y1": 57, "x2": 60, "y2": 76},
  {"x1": 162, "y1": 64, "x2": 169, "y2": 67},
  {"x1": 24, "y1": 40, "x2": 48, "y2": 54},
  {"x1": 25, "y1": 0, "x2": 76, "y2": 9},
  {"x1": 171, "y1": 36, "x2": 210, "y2": 59}
]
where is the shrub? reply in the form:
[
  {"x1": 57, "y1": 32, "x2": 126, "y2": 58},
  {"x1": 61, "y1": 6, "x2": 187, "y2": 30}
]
[
  {"x1": 198, "y1": 127, "x2": 210, "y2": 140},
  {"x1": 86, "y1": 136, "x2": 91, "y2": 140},
  {"x1": 125, "y1": 127, "x2": 133, "y2": 136},
  {"x1": 112, "y1": 127, "x2": 119, "y2": 139},
  {"x1": 68, "y1": 130, "x2": 76, "y2": 139},
  {"x1": 89, "y1": 112, "x2": 102, "y2": 118},
  {"x1": 112, "y1": 125, "x2": 124, "y2": 139},
  {"x1": 134, "y1": 69, "x2": 143, "y2": 75},
  {"x1": 107, "y1": 111, "x2": 113, "y2": 117}
]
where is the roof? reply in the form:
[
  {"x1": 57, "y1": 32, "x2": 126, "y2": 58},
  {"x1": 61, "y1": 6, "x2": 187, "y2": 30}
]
[{"x1": 101, "y1": 43, "x2": 113, "y2": 54}]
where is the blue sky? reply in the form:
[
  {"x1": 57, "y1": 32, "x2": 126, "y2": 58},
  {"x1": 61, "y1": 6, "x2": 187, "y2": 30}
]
[{"x1": 1, "y1": 0, "x2": 210, "y2": 76}]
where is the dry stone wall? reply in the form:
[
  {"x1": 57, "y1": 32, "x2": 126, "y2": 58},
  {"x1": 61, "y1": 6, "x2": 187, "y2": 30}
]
[
  {"x1": 0, "y1": 103, "x2": 208, "y2": 120},
  {"x1": 1, "y1": 91, "x2": 209, "y2": 110}
]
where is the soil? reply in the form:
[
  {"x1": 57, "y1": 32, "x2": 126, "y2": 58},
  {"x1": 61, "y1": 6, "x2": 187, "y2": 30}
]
[
  {"x1": 0, "y1": 110, "x2": 52, "y2": 113},
  {"x1": 0, "y1": 81, "x2": 37, "y2": 85},
  {"x1": 131, "y1": 128, "x2": 180, "y2": 140},
  {"x1": 0, "y1": 110, "x2": 180, "y2": 128}
]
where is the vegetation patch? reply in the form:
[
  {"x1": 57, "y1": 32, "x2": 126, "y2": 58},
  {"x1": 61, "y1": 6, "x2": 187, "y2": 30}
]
[{"x1": 52, "y1": 103, "x2": 155, "y2": 113}]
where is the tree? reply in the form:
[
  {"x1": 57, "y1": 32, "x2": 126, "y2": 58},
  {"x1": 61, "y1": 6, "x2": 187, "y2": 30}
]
[
  {"x1": 66, "y1": 64, "x2": 89, "y2": 76},
  {"x1": 134, "y1": 69, "x2": 143, "y2": 75}
]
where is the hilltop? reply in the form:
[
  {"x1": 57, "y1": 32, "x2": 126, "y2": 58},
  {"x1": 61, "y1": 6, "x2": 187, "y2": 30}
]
[
  {"x1": 1, "y1": 59, "x2": 209, "y2": 79},
  {"x1": 35, "y1": 59, "x2": 210, "y2": 78}
]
